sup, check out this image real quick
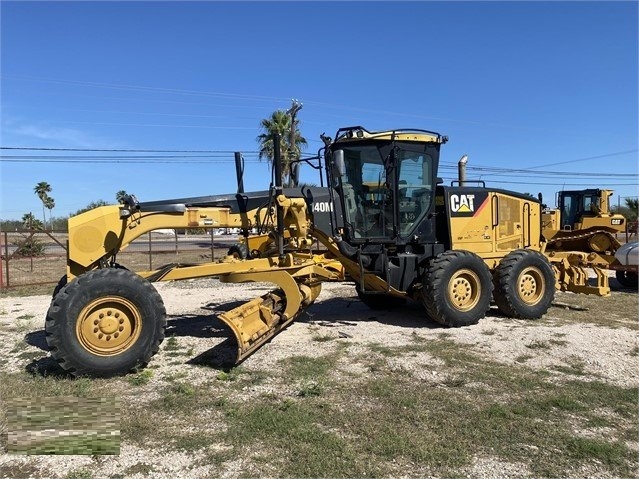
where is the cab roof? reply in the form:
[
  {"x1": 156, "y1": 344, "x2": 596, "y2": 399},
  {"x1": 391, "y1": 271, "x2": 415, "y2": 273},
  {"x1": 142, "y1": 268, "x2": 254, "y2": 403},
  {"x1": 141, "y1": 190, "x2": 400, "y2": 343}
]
[{"x1": 332, "y1": 126, "x2": 448, "y2": 145}]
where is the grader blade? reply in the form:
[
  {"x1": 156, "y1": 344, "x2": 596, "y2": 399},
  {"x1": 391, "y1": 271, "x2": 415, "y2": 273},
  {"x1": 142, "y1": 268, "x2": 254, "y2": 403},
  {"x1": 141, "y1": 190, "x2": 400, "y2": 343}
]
[{"x1": 217, "y1": 270, "x2": 323, "y2": 363}]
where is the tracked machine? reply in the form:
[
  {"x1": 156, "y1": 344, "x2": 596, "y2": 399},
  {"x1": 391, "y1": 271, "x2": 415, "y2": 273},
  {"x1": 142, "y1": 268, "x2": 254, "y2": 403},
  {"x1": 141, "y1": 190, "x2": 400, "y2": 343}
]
[
  {"x1": 541, "y1": 189, "x2": 636, "y2": 293},
  {"x1": 46, "y1": 126, "x2": 559, "y2": 378}
]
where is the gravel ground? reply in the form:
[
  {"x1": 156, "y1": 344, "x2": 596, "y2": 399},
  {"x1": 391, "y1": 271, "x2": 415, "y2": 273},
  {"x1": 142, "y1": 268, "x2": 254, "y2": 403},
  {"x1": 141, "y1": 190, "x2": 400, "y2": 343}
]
[{"x1": 0, "y1": 278, "x2": 637, "y2": 478}]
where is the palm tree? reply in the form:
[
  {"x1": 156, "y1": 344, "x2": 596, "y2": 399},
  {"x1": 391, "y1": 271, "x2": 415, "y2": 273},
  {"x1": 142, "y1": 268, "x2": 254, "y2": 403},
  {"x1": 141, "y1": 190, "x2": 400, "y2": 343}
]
[
  {"x1": 34, "y1": 181, "x2": 52, "y2": 227},
  {"x1": 256, "y1": 110, "x2": 307, "y2": 187},
  {"x1": 116, "y1": 190, "x2": 128, "y2": 204},
  {"x1": 44, "y1": 196, "x2": 55, "y2": 230}
]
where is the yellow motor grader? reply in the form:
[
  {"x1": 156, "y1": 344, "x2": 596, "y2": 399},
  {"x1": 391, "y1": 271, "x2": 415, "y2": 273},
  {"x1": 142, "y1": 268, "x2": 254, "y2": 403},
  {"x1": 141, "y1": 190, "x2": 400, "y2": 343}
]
[{"x1": 47, "y1": 127, "x2": 563, "y2": 378}]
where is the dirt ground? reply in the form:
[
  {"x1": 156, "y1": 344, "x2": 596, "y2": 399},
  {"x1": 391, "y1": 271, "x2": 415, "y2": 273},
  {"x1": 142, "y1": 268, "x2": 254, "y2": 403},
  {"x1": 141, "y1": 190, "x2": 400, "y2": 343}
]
[{"x1": 0, "y1": 276, "x2": 637, "y2": 478}]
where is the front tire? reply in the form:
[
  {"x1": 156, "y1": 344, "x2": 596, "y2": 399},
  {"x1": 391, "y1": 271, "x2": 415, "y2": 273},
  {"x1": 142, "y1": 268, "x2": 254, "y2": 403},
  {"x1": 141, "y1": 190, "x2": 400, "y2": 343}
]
[
  {"x1": 492, "y1": 249, "x2": 555, "y2": 319},
  {"x1": 45, "y1": 268, "x2": 166, "y2": 378},
  {"x1": 421, "y1": 250, "x2": 492, "y2": 327}
]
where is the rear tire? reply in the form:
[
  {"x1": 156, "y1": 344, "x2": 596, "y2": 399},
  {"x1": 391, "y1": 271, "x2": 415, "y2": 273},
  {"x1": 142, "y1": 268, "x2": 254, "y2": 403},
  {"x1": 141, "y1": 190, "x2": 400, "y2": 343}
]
[
  {"x1": 421, "y1": 250, "x2": 492, "y2": 327},
  {"x1": 492, "y1": 249, "x2": 555, "y2": 319},
  {"x1": 616, "y1": 270, "x2": 638, "y2": 288},
  {"x1": 45, "y1": 268, "x2": 166, "y2": 378},
  {"x1": 356, "y1": 286, "x2": 406, "y2": 310}
]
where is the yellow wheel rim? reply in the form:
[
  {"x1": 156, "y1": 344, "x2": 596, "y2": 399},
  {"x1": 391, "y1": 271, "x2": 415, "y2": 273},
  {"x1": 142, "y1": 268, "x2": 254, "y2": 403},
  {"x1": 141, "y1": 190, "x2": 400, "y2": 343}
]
[
  {"x1": 447, "y1": 268, "x2": 481, "y2": 312},
  {"x1": 76, "y1": 296, "x2": 142, "y2": 356},
  {"x1": 517, "y1": 267, "x2": 545, "y2": 305}
]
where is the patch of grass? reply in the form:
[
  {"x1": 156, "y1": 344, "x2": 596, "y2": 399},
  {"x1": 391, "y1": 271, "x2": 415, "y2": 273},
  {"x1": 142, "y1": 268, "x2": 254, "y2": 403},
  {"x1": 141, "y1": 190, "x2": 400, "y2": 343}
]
[
  {"x1": 170, "y1": 432, "x2": 218, "y2": 452},
  {"x1": 128, "y1": 370, "x2": 154, "y2": 386},
  {"x1": 0, "y1": 463, "x2": 45, "y2": 479},
  {"x1": 10, "y1": 340, "x2": 28, "y2": 353},
  {"x1": 312, "y1": 333, "x2": 334, "y2": 342},
  {"x1": 65, "y1": 469, "x2": 93, "y2": 479},
  {"x1": 481, "y1": 329, "x2": 498, "y2": 336},
  {"x1": 564, "y1": 437, "x2": 630, "y2": 470},
  {"x1": 16, "y1": 314, "x2": 35, "y2": 320},
  {"x1": 222, "y1": 399, "x2": 373, "y2": 478},
  {"x1": 442, "y1": 376, "x2": 467, "y2": 388},
  {"x1": 515, "y1": 354, "x2": 534, "y2": 363},
  {"x1": 124, "y1": 462, "x2": 154, "y2": 476},
  {"x1": 152, "y1": 381, "x2": 202, "y2": 414},
  {"x1": 279, "y1": 354, "x2": 337, "y2": 381},
  {"x1": 629, "y1": 346, "x2": 639, "y2": 357},
  {"x1": 163, "y1": 336, "x2": 180, "y2": 351},
  {"x1": 162, "y1": 371, "x2": 189, "y2": 382},
  {"x1": 367, "y1": 342, "x2": 394, "y2": 356},
  {"x1": 297, "y1": 381, "x2": 322, "y2": 397},
  {"x1": 584, "y1": 415, "x2": 613, "y2": 429},
  {"x1": 0, "y1": 284, "x2": 55, "y2": 297},
  {"x1": 526, "y1": 339, "x2": 551, "y2": 350},
  {"x1": 303, "y1": 340, "x2": 636, "y2": 478},
  {"x1": 216, "y1": 369, "x2": 240, "y2": 382},
  {"x1": 551, "y1": 358, "x2": 588, "y2": 376},
  {"x1": 550, "y1": 291, "x2": 638, "y2": 330},
  {"x1": 121, "y1": 407, "x2": 157, "y2": 445},
  {"x1": 0, "y1": 372, "x2": 104, "y2": 418}
]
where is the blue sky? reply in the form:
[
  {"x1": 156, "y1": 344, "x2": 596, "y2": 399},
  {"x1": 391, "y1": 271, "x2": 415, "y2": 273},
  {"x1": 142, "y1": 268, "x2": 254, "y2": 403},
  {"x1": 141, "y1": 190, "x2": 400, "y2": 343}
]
[{"x1": 1, "y1": 1, "x2": 638, "y2": 221}]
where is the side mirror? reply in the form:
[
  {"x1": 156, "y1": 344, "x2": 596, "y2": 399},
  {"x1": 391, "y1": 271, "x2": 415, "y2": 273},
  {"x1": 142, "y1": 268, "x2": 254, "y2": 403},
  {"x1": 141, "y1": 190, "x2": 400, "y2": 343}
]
[
  {"x1": 436, "y1": 177, "x2": 444, "y2": 185},
  {"x1": 333, "y1": 150, "x2": 346, "y2": 176}
]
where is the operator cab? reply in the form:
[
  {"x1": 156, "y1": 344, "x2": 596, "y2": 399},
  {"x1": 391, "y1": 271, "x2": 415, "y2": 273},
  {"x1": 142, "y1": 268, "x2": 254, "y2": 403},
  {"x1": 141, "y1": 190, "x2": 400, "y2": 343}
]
[
  {"x1": 327, "y1": 126, "x2": 446, "y2": 246},
  {"x1": 557, "y1": 189, "x2": 606, "y2": 230}
]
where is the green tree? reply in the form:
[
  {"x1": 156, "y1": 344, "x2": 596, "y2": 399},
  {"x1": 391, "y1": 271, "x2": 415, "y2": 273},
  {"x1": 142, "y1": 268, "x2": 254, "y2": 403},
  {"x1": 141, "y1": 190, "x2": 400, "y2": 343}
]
[
  {"x1": 71, "y1": 200, "x2": 111, "y2": 217},
  {"x1": 21, "y1": 212, "x2": 43, "y2": 230},
  {"x1": 256, "y1": 109, "x2": 307, "y2": 187},
  {"x1": 624, "y1": 198, "x2": 638, "y2": 221},
  {"x1": 34, "y1": 181, "x2": 52, "y2": 227},
  {"x1": 116, "y1": 190, "x2": 128, "y2": 204}
]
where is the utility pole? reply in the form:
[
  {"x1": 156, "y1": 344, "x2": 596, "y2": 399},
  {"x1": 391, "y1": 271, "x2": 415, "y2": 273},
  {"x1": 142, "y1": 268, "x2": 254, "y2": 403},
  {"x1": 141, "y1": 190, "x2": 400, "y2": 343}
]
[{"x1": 287, "y1": 99, "x2": 303, "y2": 187}]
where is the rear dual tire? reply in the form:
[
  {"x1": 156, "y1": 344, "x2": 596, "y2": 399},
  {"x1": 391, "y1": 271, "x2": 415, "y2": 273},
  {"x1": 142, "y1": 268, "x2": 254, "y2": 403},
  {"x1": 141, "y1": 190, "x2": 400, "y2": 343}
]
[
  {"x1": 492, "y1": 249, "x2": 555, "y2": 319},
  {"x1": 420, "y1": 249, "x2": 554, "y2": 327}
]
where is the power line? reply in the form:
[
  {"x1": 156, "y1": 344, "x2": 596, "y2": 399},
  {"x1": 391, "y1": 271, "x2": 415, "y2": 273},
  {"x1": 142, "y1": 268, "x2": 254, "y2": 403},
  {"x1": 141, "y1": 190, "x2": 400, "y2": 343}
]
[
  {"x1": 438, "y1": 163, "x2": 638, "y2": 179},
  {"x1": 1, "y1": 146, "x2": 259, "y2": 154},
  {"x1": 511, "y1": 149, "x2": 638, "y2": 170},
  {"x1": 3, "y1": 147, "x2": 638, "y2": 180}
]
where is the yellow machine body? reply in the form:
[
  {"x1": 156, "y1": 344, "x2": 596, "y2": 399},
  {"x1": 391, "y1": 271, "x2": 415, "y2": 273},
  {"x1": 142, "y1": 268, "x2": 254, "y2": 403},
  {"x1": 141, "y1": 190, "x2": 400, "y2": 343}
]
[
  {"x1": 444, "y1": 189, "x2": 542, "y2": 267},
  {"x1": 46, "y1": 126, "x2": 626, "y2": 379}
]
